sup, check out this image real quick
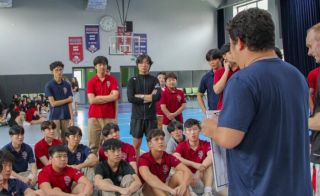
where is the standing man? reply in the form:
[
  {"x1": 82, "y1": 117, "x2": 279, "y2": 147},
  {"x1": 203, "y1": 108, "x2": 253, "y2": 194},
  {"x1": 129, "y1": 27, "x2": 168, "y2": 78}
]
[
  {"x1": 45, "y1": 61, "x2": 73, "y2": 142},
  {"x1": 87, "y1": 56, "x2": 119, "y2": 154},
  {"x1": 127, "y1": 54, "x2": 161, "y2": 157},
  {"x1": 306, "y1": 23, "x2": 320, "y2": 195},
  {"x1": 202, "y1": 8, "x2": 312, "y2": 196},
  {"x1": 197, "y1": 49, "x2": 221, "y2": 114}
]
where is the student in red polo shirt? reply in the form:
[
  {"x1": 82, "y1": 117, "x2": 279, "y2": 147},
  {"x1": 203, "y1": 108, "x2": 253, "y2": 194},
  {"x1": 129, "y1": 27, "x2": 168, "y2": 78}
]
[
  {"x1": 173, "y1": 119, "x2": 213, "y2": 196},
  {"x1": 160, "y1": 72, "x2": 186, "y2": 143},
  {"x1": 213, "y1": 43, "x2": 239, "y2": 110},
  {"x1": 87, "y1": 56, "x2": 119, "y2": 154},
  {"x1": 138, "y1": 129, "x2": 192, "y2": 196},
  {"x1": 34, "y1": 121, "x2": 62, "y2": 169},
  {"x1": 98, "y1": 122, "x2": 137, "y2": 173},
  {"x1": 38, "y1": 145, "x2": 93, "y2": 195},
  {"x1": 156, "y1": 72, "x2": 166, "y2": 129}
]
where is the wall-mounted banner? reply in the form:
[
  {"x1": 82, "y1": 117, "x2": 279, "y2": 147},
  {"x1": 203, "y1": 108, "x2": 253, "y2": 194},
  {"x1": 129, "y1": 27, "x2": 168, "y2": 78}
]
[
  {"x1": 133, "y1": 33, "x2": 147, "y2": 56},
  {"x1": 85, "y1": 25, "x2": 100, "y2": 53},
  {"x1": 68, "y1": 37, "x2": 83, "y2": 64}
]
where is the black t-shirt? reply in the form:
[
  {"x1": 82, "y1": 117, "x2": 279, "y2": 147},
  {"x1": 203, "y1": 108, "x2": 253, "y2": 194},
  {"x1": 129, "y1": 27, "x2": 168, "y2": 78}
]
[{"x1": 95, "y1": 160, "x2": 135, "y2": 186}]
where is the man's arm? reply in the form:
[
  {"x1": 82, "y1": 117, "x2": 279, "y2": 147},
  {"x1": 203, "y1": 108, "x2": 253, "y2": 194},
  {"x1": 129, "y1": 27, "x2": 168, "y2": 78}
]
[
  {"x1": 77, "y1": 176, "x2": 93, "y2": 195},
  {"x1": 68, "y1": 102, "x2": 73, "y2": 126},
  {"x1": 39, "y1": 156, "x2": 50, "y2": 166},
  {"x1": 197, "y1": 92, "x2": 207, "y2": 114},
  {"x1": 174, "y1": 163, "x2": 192, "y2": 191},
  {"x1": 10, "y1": 170, "x2": 30, "y2": 184},
  {"x1": 126, "y1": 174, "x2": 142, "y2": 195},
  {"x1": 129, "y1": 161, "x2": 138, "y2": 174},
  {"x1": 94, "y1": 174, "x2": 128, "y2": 194},
  {"x1": 201, "y1": 118, "x2": 245, "y2": 149},
  {"x1": 173, "y1": 153, "x2": 204, "y2": 171},
  {"x1": 40, "y1": 182, "x2": 74, "y2": 196},
  {"x1": 213, "y1": 66, "x2": 229, "y2": 94},
  {"x1": 75, "y1": 154, "x2": 98, "y2": 169},
  {"x1": 139, "y1": 166, "x2": 176, "y2": 195},
  {"x1": 309, "y1": 88, "x2": 315, "y2": 114},
  {"x1": 161, "y1": 104, "x2": 175, "y2": 120},
  {"x1": 173, "y1": 103, "x2": 186, "y2": 117},
  {"x1": 48, "y1": 96, "x2": 73, "y2": 107},
  {"x1": 87, "y1": 90, "x2": 119, "y2": 105}
]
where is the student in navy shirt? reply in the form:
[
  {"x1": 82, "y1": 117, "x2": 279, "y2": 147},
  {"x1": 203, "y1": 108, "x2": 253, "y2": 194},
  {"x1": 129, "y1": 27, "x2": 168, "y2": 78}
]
[
  {"x1": 2, "y1": 125, "x2": 37, "y2": 187},
  {"x1": 202, "y1": 8, "x2": 312, "y2": 196},
  {"x1": 0, "y1": 150, "x2": 43, "y2": 196},
  {"x1": 45, "y1": 61, "x2": 73, "y2": 143},
  {"x1": 197, "y1": 49, "x2": 221, "y2": 114},
  {"x1": 65, "y1": 126, "x2": 98, "y2": 181}
]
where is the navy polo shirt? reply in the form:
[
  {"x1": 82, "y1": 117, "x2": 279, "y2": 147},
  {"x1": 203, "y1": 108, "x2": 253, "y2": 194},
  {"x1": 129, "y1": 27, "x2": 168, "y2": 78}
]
[
  {"x1": 198, "y1": 70, "x2": 218, "y2": 110},
  {"x1": 219, "y1": 59, "x2": 312, "y2": 196},
  {"x1": 2, "y1": 143, "x2": 35, "y2": 173},
  {"x1": 66, "y1": 144, "x2": 91, "y2": 165},
  {"x1": 45, "y1": 79, "x2": 72, "y2": 120},
  {"x1": 0, "y1": 179, "x2": 28, "y2": 195}
]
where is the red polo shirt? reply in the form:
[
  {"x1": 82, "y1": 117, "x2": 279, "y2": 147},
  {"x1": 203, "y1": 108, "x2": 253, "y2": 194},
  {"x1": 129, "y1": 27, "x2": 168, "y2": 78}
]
[
  {"x1": 87, "y1": 75, "x2": 119, "y2": 118},
  {"x1": 156, "y1": 87, "x2": 165, "y2": 115},
  {"x1": 213, "y1": 67, "x2": 239, "y2": 110},
  {"x1": 38, "y1": 164, "x2": 83, "y2": 193},
  {"x1": 307, "y1": 66, "x2": 320, "y2": 104},
  {"x1": 175, "y1": 140, "x2": 211, "y2": 173},
  {"x1": 34, "y1": 138, "x2": 62, "y2": 169},
  {"x1": 26, "y1": 107, "x2": 37, "y2": 122},
  {"x1": 159, "y1": 87, "x2": 186, "y2": 125},
  {"x1": 98, "y1": 141, "x2": 136, "y2": 162},
  {"x1": 138, "y1": 151, "x2": 180, "y2": 183}
]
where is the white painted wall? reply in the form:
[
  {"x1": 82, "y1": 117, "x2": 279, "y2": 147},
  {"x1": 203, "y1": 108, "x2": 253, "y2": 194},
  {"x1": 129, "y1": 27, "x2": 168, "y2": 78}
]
[{"x1": 0, "y1": 0, "x2": 217, "y2": 75}]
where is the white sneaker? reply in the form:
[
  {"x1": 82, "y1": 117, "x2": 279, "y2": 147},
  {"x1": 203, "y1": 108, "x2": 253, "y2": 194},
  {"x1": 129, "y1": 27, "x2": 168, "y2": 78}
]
[{"x1": 189, "y1": 186, "x2": 198, "y2": 196}]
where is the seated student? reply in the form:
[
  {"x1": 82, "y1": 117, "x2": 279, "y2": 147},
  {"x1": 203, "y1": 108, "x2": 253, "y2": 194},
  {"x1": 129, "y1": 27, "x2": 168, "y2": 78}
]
[
  {"x1": 138, "y1": 129, "x2": 192, "y2": 196},
  {"x1": 173, "y1": 119, "x2": 213, "y2": 196},
  {"x1": 25, "y1": 102, "x2": 45, "y2": 125},
  {"x1": 65, "y1": 126, "x2": 98, "y2": 181},
  {"x1": 38, "y1": 145, "x2": 93, "y2": 195},
  {"x1": 98, "y1": 123, "x2": 137, "y2": 173},
  {"x1": 34, "y1": 121, "x2": 62, "y2": 169},
  {"x1": 2, "y1": 125, "x2": 37, "y2": 186},
  {"x1": 166, "y1": 121, "x2": 186, "y2": 154},
  {"x1": 94, "y1": 139, "x2": 142, "y2": 196},
  {"x1": 0, "y1": 150, "x2": 43, "y2": 196},
  {"x1": 160, "y1": 72, "x2": 187, "y2": 143}
]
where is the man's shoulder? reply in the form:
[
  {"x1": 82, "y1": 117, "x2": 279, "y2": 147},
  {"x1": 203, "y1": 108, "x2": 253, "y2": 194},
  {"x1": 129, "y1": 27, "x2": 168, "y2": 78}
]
[
  {"x1": 34, "y1": 139, "x2": 45, "y2": 148},
  {"x1": 45, "y1": 79, "x2": 55, "y2": 87}
]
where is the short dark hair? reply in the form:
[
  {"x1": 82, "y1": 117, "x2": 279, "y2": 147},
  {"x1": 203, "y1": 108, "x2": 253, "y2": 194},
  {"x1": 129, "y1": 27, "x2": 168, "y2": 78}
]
[
  {"x1": 274, "y1": 47, "x2": 283, "y2": 59},
  {"x1": 93, "y1": 56, "x2": 108, "y2": 66},
  {"x1": 136, "y1": 54, "x2": 153, "y2": 66},
  {"x1": 0, "y1": 161, "x2": 2, "y2": 172},
  {"x1": 48, "y1": 144, "x2": 67, "y2": 157},
  {"x1": 157, "y1": 72, "x2": 166, "y2": 77},
  {"x1": 184, "y1": 118, "x2": 201, "y2": 129},
  {"x1": 220, "y1": 43, "x2": 230, "y2": 55},
  {"x1": 41, "y1": 120, "x2": 56, "y2": 131},
  {"x1": 102, "y1": 123, "x2": 120, "y2": 137},
  {"x1": 9, "y1": 125, "x2": 24, "y2": 135},
  {"x1": 167, "y1": 121, "x2": 183, "y2": 134},
  {"x1": 49, "y1": 61, "x2": 64, "y2": 71},
  {"x1": 102, "y1": 138, "x2": 121, "y2": 151},
  {"x1": 227, "y1": 8, "x2": 275, "y2": 51},
  {"x1": 147, "y1": 129, "x2": 165, "y2": 142},
  {"x1": 206, "y1": 49, "x2": 222, "y2": 61},
  {"x1": 0, "y1": 150, "x2": 14, "y2": 163},
  {"x1": 65, "y1": 126, "x2": 82, "y2": 138},
  {"x1": 165, "y1": 72, "x2": 177, "y2": 81},
  {"x1": 107, "y1": 65, "x2": 112, "y2": 71}
]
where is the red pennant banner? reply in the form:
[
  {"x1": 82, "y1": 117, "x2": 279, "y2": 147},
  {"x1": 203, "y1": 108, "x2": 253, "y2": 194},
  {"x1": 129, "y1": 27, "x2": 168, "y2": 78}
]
[{"x1": 68, "y1": 37, "x2": 83, "y2": 64}]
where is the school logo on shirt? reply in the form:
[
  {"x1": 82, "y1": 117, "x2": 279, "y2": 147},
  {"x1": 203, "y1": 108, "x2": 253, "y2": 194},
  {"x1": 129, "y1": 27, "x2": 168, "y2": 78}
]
[
  {"x1": 63, "y1": 87, "x2": 68, "y2": 95},
  {"x1": 106, "y1": 81, "x2": 111, "y2": 88},
  {"x1": 198, "y1": 150, "x2": 204, "y2": 159},
  {"x1": 163, "y1": 165, "x2": 169, "y2": 175},
  {"x1": 76, "y1": 152, "x2": 81, "y2": 161},
  {"x1": 22, "y1": 151, "x2": 28, "y2": 160},
  {"x1": 121, "y1": 152, "x2": 127, "y2": 160},
  {"x1": 177, "y1": 95, "x2": 182, "y2": 102},
  {"x1": 64, "y1": 176, "x2": 71, "y2": 187},
  {"x1": 155, "y1": 83, "x2": 160, "y2": 88}
]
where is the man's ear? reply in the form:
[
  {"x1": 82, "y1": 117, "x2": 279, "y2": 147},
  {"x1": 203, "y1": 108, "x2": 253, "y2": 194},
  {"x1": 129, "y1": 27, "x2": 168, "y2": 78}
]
[{"x1": 237, "y1": 38, "x2": 246, "y2": 50}]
